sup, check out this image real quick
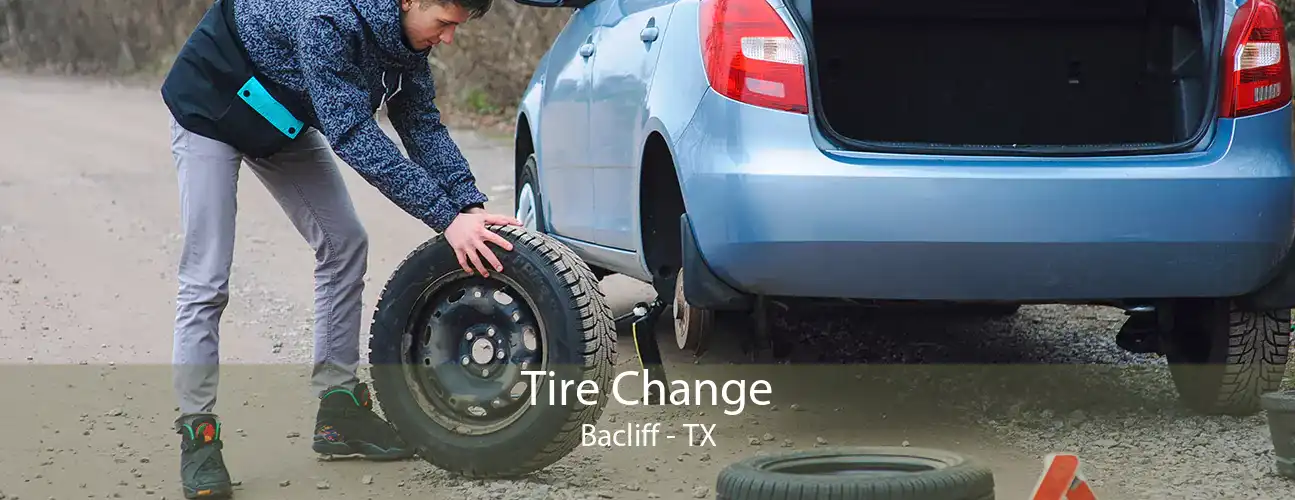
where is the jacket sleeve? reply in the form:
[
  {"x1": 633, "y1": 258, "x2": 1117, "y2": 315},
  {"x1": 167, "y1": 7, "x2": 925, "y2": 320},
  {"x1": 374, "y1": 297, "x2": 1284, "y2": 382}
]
[
  {"x1": 386, "y1": 63, "x2": 489, "y2": 210},
  {"x1": 295, "y1": 14, "x2": 466, "y2": 232}
]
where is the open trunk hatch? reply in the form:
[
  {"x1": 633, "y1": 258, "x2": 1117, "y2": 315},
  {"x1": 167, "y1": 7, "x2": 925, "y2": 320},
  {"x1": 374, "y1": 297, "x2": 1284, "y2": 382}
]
[{"x1": 800, "y1": 0, "x2": 1222, "y2": 155}]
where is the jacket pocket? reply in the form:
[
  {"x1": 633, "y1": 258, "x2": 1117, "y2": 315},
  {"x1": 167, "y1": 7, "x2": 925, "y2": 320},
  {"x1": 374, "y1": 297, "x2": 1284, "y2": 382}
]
[{"x1": 212, "y1": 76, "x2": 305, "y2": 159}]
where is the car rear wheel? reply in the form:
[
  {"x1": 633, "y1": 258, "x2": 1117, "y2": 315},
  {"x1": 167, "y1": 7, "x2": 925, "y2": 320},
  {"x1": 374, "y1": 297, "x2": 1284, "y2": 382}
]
[
  {"x1": 366, "y1": 225, "x2": 617, "y2": 478},
  {"x1": 1164, "y1": 298, "x2": 1290, "y2": 416}
]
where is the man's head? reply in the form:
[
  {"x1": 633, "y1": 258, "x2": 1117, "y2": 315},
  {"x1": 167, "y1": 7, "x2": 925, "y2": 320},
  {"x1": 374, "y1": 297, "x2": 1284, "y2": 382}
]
[{"x1": 399, "y1": 0, "x2": 492, "y2": 51}]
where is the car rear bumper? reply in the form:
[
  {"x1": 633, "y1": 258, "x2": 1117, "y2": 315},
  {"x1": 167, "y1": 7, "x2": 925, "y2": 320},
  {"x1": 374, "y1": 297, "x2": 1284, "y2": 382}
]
[{"x1": 673, "y1": 91, "x2": 1295, "y2": 304}]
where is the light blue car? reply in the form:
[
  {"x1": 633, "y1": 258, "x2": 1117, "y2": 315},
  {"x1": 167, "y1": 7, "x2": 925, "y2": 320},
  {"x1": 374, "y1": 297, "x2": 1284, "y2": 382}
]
[{"x1": 508, "y1": 0, "x2": 1294, "y2": 415}]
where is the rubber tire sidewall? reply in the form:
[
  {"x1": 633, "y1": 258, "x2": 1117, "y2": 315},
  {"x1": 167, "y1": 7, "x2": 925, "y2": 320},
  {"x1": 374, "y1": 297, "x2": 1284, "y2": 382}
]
[
  {"x1": 368, "y1": 226, "x2": 615, "y2": 478},
  {"x1": 716, "y1": 447, "x2": 995, "y2": 500}
]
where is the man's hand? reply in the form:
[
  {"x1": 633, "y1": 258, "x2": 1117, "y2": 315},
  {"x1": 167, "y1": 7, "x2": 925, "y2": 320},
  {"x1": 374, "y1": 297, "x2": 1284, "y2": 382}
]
[{"x1": 443, "y1": 211, "x2": 523, "y2": 277}]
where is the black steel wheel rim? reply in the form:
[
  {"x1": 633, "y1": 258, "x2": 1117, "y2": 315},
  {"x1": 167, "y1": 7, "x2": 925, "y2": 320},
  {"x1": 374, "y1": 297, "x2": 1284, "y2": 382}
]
[{"x1": 403, "y1": 271, "x2": 545, "y2": 435}]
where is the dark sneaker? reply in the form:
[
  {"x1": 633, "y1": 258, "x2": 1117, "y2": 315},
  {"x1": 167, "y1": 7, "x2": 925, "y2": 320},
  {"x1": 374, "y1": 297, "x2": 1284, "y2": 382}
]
[
  {"x1": 177, "y1": 415, "x2": 234, "y2": 499},
  {"x1": 312, "y1": 382, "x2": 415, "y2": 460}
]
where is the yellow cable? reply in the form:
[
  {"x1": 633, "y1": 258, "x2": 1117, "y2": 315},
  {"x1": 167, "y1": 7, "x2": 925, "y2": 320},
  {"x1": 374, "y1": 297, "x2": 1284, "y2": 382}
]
[{"x1": 632, "y1": 322, "x2": 645, "y2": 369}]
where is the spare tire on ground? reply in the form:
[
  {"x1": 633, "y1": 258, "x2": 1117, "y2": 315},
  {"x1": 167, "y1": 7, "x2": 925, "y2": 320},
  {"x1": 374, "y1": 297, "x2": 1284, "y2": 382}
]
[
  {"x1": 716, "y1": 447, "x2": 995, "y2": 500},
  {"x1": 366, "y1": 225, "x2": 617, "y2": 478}
]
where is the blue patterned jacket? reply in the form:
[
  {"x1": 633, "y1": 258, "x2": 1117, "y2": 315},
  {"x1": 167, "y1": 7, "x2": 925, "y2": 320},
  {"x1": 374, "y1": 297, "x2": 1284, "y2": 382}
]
[{"x1": 161, "y1": 0, "x2": 486, "y2": 232}]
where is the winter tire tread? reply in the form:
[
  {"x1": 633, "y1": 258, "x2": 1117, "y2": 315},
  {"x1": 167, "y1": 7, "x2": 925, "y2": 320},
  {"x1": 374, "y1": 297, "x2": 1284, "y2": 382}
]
[{"x1": 1168, "y1": 302, "x2": 1290, "y2": 416}]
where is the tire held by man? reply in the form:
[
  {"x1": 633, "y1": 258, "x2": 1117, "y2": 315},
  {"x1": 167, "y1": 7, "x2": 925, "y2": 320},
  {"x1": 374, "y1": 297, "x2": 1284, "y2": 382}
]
[
  {"x1": 715, "y1": 447, "x2": 995, "y2": 500},
  {"x1": 367, "y1": 225, "x2": 617, "y2": 478}
]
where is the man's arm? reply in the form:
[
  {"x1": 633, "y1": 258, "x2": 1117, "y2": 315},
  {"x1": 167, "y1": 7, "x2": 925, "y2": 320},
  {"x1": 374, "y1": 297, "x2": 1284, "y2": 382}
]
[
  {"x1": 296, "y1": 14, "x2": 467, "y2": 232},
  {"x1": 385, "y1": 62, "x2": 489, "y2": 211}
]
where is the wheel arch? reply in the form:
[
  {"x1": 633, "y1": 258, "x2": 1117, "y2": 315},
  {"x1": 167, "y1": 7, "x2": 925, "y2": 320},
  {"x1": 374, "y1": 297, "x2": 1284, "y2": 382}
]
[
  {"x1": 633, "y1": 0, "x2": 710, "y2": 288},
  {"x1": 636, "y1": 124, "x2": 688, "y2": 298},
  {"x1": 514, "y1": 111, "x2": 536, "y2": 189}
]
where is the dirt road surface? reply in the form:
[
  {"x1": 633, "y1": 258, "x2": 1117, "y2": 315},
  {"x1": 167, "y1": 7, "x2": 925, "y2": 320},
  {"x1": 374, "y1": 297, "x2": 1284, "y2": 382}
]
[{"x1": 1, "y1": 73, "x2": 1292, "y2": 500}]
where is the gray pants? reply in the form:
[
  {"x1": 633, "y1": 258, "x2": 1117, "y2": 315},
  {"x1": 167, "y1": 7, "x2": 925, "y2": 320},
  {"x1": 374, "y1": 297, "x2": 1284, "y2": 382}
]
[{"x1": 169, "y1": 117, "x2": 367, "y2": 425}]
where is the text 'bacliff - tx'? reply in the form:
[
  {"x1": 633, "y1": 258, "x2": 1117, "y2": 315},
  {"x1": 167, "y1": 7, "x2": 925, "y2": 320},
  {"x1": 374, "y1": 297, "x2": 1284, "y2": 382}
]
[{"x1": 522, "y1": 369, "x2": 773, "y2": 416}]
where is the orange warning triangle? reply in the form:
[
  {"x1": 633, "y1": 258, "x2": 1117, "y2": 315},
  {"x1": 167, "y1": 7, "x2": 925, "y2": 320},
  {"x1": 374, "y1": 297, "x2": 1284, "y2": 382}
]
[{"x1": 1031, "y1": 453, "x2": 1097, "y2": 500}]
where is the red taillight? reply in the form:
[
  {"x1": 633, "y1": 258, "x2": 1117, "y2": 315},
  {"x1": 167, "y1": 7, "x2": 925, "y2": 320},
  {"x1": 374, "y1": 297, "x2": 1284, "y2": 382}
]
[
  {"x1": 700, "y1": 0, "x2": 807, "y2": 114},
  {"x1": 1221, "y1": 0, "x2": 1292, "y2": 118}
]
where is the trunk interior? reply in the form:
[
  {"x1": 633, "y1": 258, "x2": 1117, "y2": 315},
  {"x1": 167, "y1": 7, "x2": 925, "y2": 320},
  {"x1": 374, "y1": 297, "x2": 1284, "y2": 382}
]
[{"x1": 797, "y1": 0, "x2": 1219, "y2": 153}]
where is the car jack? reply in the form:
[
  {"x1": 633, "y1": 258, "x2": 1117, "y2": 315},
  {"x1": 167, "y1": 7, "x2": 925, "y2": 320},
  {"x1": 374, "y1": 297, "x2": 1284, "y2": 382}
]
[{"x1": 615, "y1": 299, "x2": 671, "y2": 404}]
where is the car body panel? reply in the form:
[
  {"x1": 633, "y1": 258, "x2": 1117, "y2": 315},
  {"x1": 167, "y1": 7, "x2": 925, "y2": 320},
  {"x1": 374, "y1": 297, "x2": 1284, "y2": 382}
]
[
  {"x1": 674, "y1": 88, "x2": 1295, "y2": 300},
  {"x1": 587, "y1": 0, "x2": 680, "y2": 249},
  {"x1": 521, "y1": 0, "x2": 708, "y2": 283},
  {"x1": 516, "y1": 0, "x2": 1295, "y2": 302},
  {"x1": 534, "y1": 5, "x2": 603, "y2": 241}
]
